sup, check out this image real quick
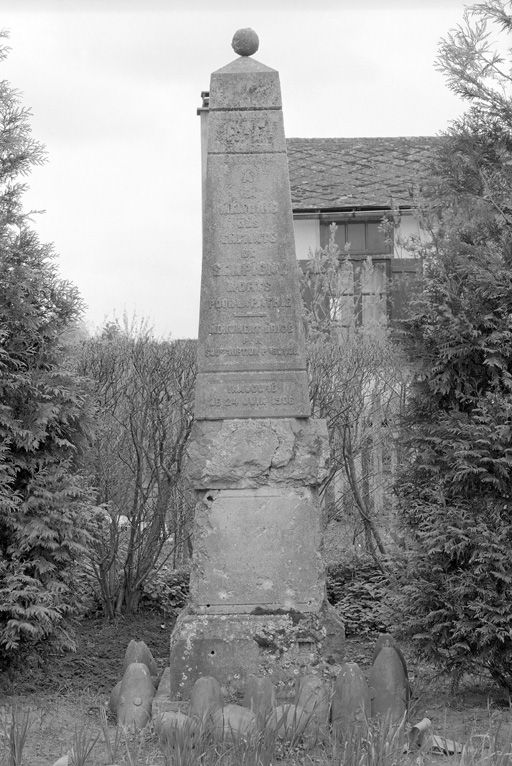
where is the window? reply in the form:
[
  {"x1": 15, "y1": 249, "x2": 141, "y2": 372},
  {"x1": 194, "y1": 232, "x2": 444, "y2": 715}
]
[{"x1": 320, "y1": 219, "x2": 392, "y2": 256}]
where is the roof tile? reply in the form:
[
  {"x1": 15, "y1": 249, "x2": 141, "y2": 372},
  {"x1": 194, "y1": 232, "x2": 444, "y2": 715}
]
[{"x1": 286, "y1": 136, "x2": 441, "y2": 210}]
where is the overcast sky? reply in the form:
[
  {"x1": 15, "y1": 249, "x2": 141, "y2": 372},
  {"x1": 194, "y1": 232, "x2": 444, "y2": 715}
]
[{"x1": 2, "y1": 0, "x2": 472, "y2": 339}]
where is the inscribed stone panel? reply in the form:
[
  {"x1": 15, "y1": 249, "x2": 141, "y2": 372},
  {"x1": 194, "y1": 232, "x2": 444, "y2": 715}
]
[
  {"x1": 198, "y1": 153, "x2": 306, "y2": 375},
  {"x1": 208, "y1": 110, "x2": 286, "y2": 154},
  {"x1": 190, "y1": 487, "x2": 324, "y2": 613},
  {"x1": 194, "y1": 370, "x2": 310, "y2": 419}
]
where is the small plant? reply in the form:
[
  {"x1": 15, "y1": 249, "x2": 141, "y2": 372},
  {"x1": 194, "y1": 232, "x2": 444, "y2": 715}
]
[
  {"x1": 69, "y1": 726, "x2": 98, "y2": 766},
  {"x1": 140, "y1": 566, "x2": 190, "y2": 615},
  {"x1": 327, "y1": 557, "x2": 390, "y2": 635},
  {"x1": 160, "y1": 715, "x2": 208, "y2": 766},
  {"x1": 330, "y1": 713, "x2": 408, "y2": 766},
  {"x1": 98, "y1": 705, "x2": 122, "y2": 764},
  {"x1": 1, "y1": 706, "x2": 30, "y2": 766},
  {"x1": 122, "y1": 724, "x2": 155, "y2": 766}
]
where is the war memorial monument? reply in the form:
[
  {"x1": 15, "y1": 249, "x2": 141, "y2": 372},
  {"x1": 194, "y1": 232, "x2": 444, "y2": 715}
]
[{"x1": 158, "y1": 28, "x2": 343, "y2": 705}]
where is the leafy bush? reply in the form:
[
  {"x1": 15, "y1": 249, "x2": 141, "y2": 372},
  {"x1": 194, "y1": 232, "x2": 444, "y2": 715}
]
[
  {"x1": 140, "y1": 566, "x2": 190, "y2": 615},
  {"x1": 327, "y1": 559, "x2": 390, "y2": 636}
]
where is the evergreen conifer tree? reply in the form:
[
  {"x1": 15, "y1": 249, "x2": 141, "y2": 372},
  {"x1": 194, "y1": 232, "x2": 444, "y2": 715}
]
[
  {"x1": 0, "y1": 32, "x2": 93, "y2": 664},
  {"x1": 397, "y1": 2, "x2": 512, "y2": 688}
]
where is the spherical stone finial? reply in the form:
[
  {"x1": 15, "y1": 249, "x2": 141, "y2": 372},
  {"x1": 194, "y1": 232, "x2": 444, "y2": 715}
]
[{"x1": 232, "y1": 28, "x2": 259, "y2": 57}]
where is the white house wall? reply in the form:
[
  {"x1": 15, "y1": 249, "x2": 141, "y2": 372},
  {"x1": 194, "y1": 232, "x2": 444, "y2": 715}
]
[
  {"x1": 294, "y1": 218, "x2": 321, "y2": 260},
  {"x1": 394, "y1": 213, "x2": 422, "y2": 258}
]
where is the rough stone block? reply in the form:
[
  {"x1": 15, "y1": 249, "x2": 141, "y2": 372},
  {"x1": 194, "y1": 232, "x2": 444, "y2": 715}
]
[
  {"x1": 169, "y1": 611, "x2": 323, "y2": 700},
  {"x1": 186, "y1": 418, "x2": 329, "y2": 488}
]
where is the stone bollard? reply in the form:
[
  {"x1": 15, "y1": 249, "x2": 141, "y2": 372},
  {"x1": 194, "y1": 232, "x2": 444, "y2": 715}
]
[
  {"x1": 212, "y1": 704, "x2": 258, "y2": 742},
  {"x1": 189, "y1": 676, "x2": 223, "y2": 723},
  {"x1": 295, "y1": 674, "x2": 329, "y2": 742},
  {"x1": 369, "y1": 646, "x2": 408, "y2": 720},
  {"x1": 330, "y1": 662, "x2": 370, "y2": 738},
  {"x1": 123, "y1": 638, "x2": 158, "y2": 677},
  {"x1": 243, "y1": 674, "x2": 275, "y2": 729},
  {"x1": 117, "y1": 661, "x2": 155, "y2": 729},
  {"x1": 372, "y1": 634, "x2": 408, "y2": 681}
]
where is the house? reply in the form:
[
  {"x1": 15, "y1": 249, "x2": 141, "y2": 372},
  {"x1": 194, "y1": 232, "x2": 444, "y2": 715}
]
[
  {"x1": 286, "y1": 137, "x2": 440, "y2": 556},
  {"x1": 287, "y1": 136, "x2": 439, "y2": 326}
]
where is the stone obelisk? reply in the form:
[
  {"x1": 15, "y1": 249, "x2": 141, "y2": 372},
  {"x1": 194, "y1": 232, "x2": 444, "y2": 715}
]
[{"x1": 167, "y1": 29, "x2": 341, "y2": 702}]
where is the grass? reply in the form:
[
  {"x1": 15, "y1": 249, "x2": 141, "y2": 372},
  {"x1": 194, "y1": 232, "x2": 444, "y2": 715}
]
[
  {"x1": 3, "y1": 700, "x2": 512, "y2": 766},
  {"x1": 1, "y1": 706, "x2": 30, "y2": 766},
  {"x1": 3, "y1": 622, "x2": 512, "y2": 765}
]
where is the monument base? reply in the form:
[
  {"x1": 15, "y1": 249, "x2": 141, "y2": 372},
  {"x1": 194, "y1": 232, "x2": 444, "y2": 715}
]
[{"x1": 160, "y1": 604, "x2": 345, "y2": 703}]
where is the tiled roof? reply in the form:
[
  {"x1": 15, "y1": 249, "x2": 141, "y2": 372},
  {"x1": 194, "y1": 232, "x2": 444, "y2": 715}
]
[{"x1": 286, "y1": 136, "x2": 441, "y2": 210}]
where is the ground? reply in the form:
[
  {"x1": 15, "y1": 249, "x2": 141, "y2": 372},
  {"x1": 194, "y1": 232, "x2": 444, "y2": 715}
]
[{"x1": 0, "y1": 612, "x2": 511, "y2": 765}]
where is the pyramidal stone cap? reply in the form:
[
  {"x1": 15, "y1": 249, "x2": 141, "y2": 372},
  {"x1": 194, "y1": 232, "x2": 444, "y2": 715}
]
[
  {"x1": 231, "y1": 28, "x2": 259, "y2": 57},
  {"x1": 209, "y1": 31, "x2": 280, "y2": 111}
]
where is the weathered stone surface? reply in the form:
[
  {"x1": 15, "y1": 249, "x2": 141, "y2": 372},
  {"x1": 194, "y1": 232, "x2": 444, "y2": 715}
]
[
  {"x1": 369, "y1": 646, "x2": 408, "y2": 720},
  {"x1": 209, "y1": 56, "x2": 281, "y2": 111},
  {"x1": 152, "y1": 667, "x2": 189, "y2": 719},
  {"x1": 295, "y1": 675, "x2": 329, "y2": 740},
  {"x1": 186, "y1": 418, "x2": 329, "y2": 488},
  {"x1": 372, "y1": 634, "x2": 409, "y2": 685},
  {"x1": 189, "y1": 676, "x2": 224, "y2": 720},
  {"x1": 195, "y1": 52, "x2": 309, "y2": 420},
  {"x1": 117, "y1": 662, "x2": 154, "y2": 729},
  {"x1": 123, "y1": 639, "x2": 158, "y2": 677},
  {"x1": 243, "y1": 674, "x2": 275, "y2": 729},
  {"x1": 331, "y1": 662, "x2": 370, "y2": 737},
  {"x1": 169, "y1": 612, "x2": 322, "y2": 700},
  {"x1": 212, "y1": 704, "x2": 258, "y2": 741},
  {"x1": 190, "y1": 486, "x2": 324, "y2": 613},
  {"x1": 156, "y1": 711, "x2": 201, "y2": 763},
  {"x1": 232, "y1": 27, "x2": 259, "y2": 57},
  {"x1": 154, "y1": 709, "x2": 187, "y2": 735},
  {"x1": 269, "y1": 703, "x2": 309, "y2": 740},
  {"x1": 156, "y1": 710, "x2": 198, "y2": 746},
  {"x1": 164, "y1": 33, "x2": 336, "y2": 697}
]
